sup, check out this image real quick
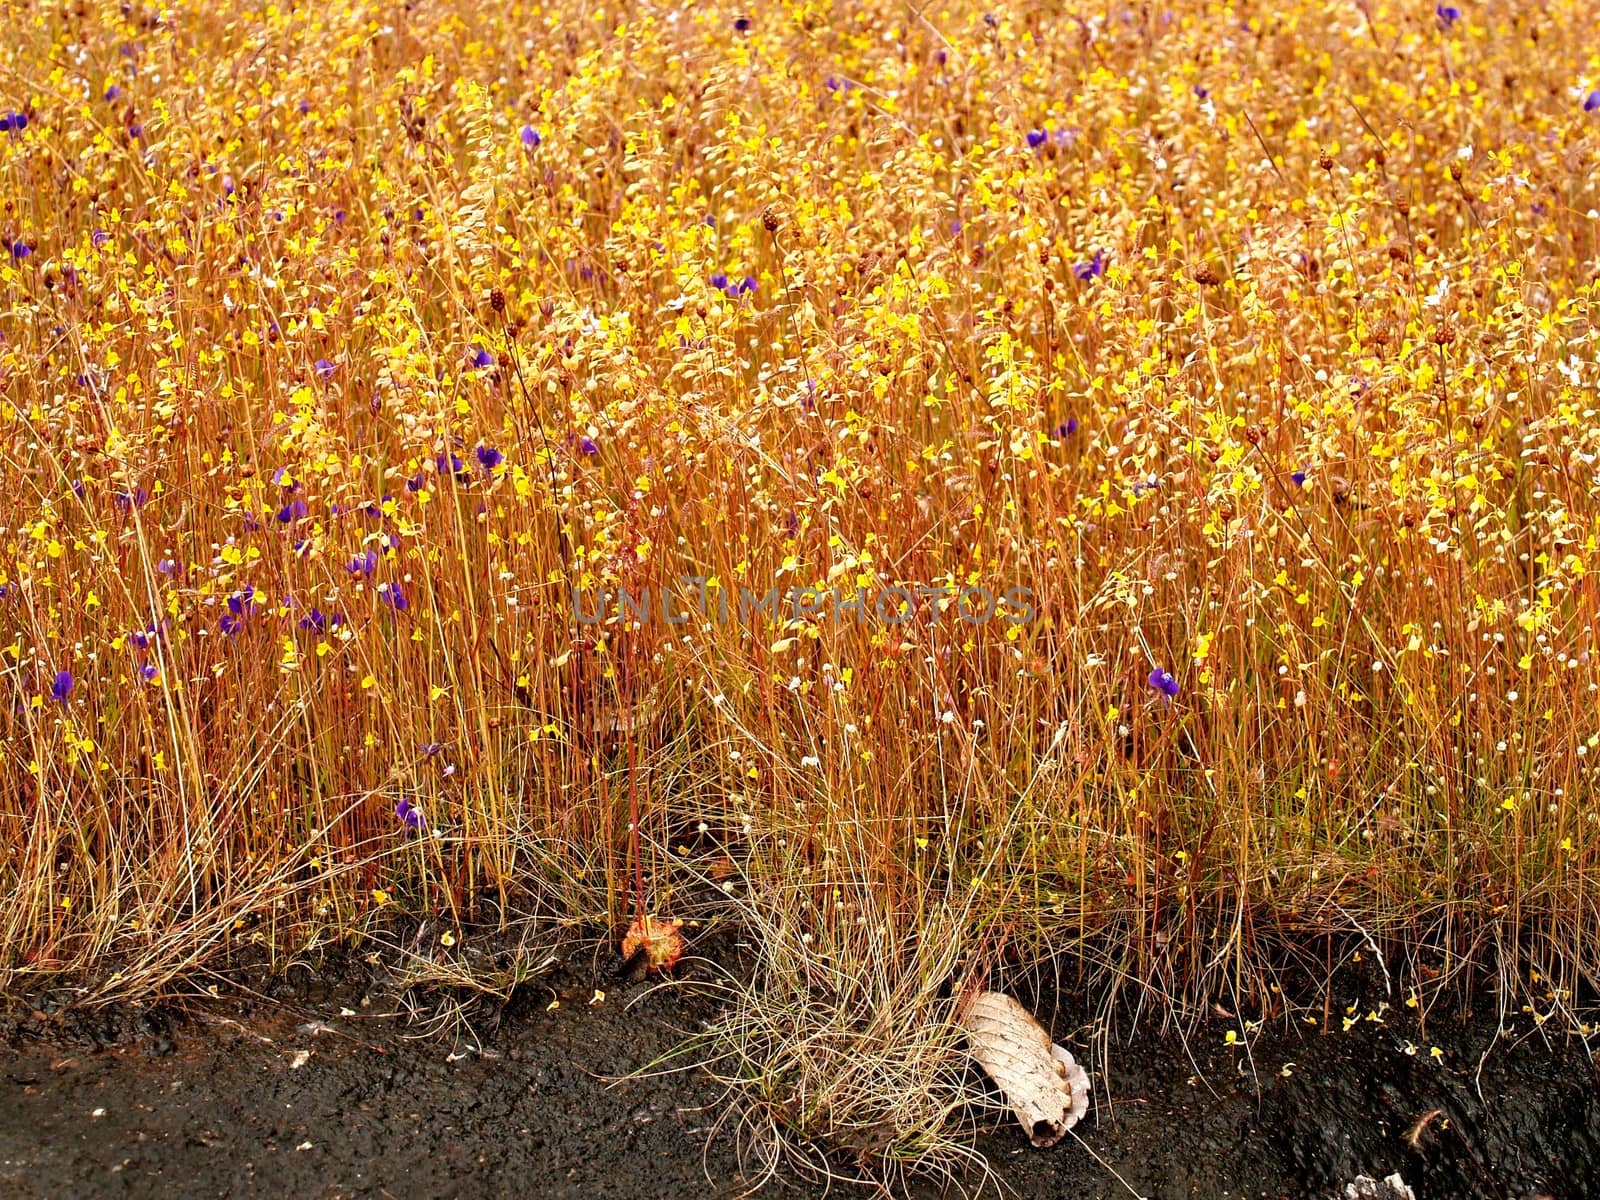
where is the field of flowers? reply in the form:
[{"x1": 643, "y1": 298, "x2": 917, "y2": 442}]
[{"x1": 3, "y1": 0, "x2": 1599, "y2": 1175}]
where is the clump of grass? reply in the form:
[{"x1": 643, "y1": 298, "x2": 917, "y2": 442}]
[{"x1": 704, "y1": 878, "x2": 989, "y2": 1194}]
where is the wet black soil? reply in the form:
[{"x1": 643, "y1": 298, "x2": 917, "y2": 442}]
[{"x1": 3, "y1": 944, "x2": 1597, "y2": 1200}]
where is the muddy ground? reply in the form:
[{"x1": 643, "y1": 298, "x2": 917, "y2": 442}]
[{"x1": 3, "y1": 942, "x2": 1597, "y2": 1200}]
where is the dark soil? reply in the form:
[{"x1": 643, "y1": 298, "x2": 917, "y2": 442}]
[{"x1": 3, "y1": 943, "x2": 1597, "y2": 1200}]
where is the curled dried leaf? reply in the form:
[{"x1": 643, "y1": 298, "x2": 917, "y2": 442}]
[{"x1": 964, "y1": 991, "x2": 1089, "y2": 1148}]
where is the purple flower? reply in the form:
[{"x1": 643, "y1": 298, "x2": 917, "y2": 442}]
[
  {"x1": 297, "y1": 608, "x2": 328, "y2": 632},
  {"x1": 1435, "y1": 4, "x2": 1461, "y2": 26},
  {"x1": 1586, "y1": 90, "x2": 1600, "y2": 113},
  {"x1": 0, "y1": 112, "x2": 28, "y2": 133},
  {"x1": 578, "y1": 436, "x2": 599, "y2": 456},
  {"x1": 468, "y1": 347, "x2": 494, "y2": 369},
  {"x1": 381, "y1": 582, "x2": 409, "y2": 611},
  {"x1": 113, "y1": 486, "x2": 149, "y2": 509},
  {"x1": 395, "y1": 797, "x2": 425, "y2": 832},
  {"x1": 1193, "y1": 85, "x2": 1209, "y2": 99},
  {"x1": 104, "y1": 85, "x2": 122, "y2": 101},
  {"x1": 1026, "y1": 129, "x2": 1048, "y2": 149},
  {"x1": 1073, "y1": 249, "x2": 1107, "y2": 282},
  {"x1": 91, "y1": 229, "x2": 110, "y2": 248},
  {"x1": 276, "y1": 497, "x2": 308, "y2": 524},
  {"x1": 1056, "y1": 418, "x2": 1079, "y2": 437},
  {"x1": 437, "y1": 451, "x2": 467, "y2": 479},
  {"x1": 51, "y1": 670, "x2": 74, "y2": 702},
  {"x1": 9, "y1": 240, "x2": 33, "y2": 260},
  {"x1": 1147, "y1": 668, "x2": 1180, "y2": 698},
  {"x1": 220, "y1": 614, "x2": 242, "y2": 636},
  {"x1": 520, "y1": 125, "x2": 541, "y2": 148},
  {"x1": 348, "y1": 549, "x2": 379, "y2": 576},
  {"x1": 1291, "y1": 469, "x2": 1307, "y2": 487},
  {"x1": 298, "y1": 98, "x2": 311, "y2": 115},
  {"x1": 222, "y1": 174, "x2": 236, "y2": 196},
  {"x1": 227, "y1": 586, "x2": 256, "y2": 616},
  {"x1": 733, "y1": 15, "x2": 751, "y2": 30},
  {"x1": 314, "y1": 358, "x2": 335, "y2": 380},
  {"x1": 476, "y1": 445, "x2": 504, "y2": 470},
  {"x1": 739, "y1": 275, "x2": 757, "y2": 294},
  {"x1": 709, "y1": 272, "x2": 728, "y2": 289},
  {"x1": 139, "y1": 663, "x2": 159, "y2": 681}
]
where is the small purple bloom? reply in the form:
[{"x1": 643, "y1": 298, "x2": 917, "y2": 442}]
[
  {"x1": 1291, "y1": 469, "x2": 1307, "y2": 487},
  {"x1": 0, "y1": 112, "x2": 27, "y2": 133},
  {"x1": 578, "y1": 436, "x2": 599, "y2": 456},
  {"x1": 396, "y1": 797, "x2": 425, "y2": 832},
  {"x1": 476, "y1": 445, "x2": 504, "y2": 470},
  {"x1": 222, "y1": 174, "x2": 235, "y2": 196},
  {"x1": 298, "y1": 608, "x2": 327, "y2": 632},
  {"x1": 381, "y1": 582, "x2": 409, "y2": 611},
  {"x1": 1435, "y1": 4, "x2": 1461, "y2": 26},
  {"x1": 468, "y1": 347, "x2": 494, "y2": 369},
  {"x1": 104, "y1": 85, "x2": 122, "y2": 101},
  {"x1": 709, "y1": 272, "x2": 728, "y2": 289},
  {"x1": 1193, "y1": 85, "x2": 1209, "y2": 99},
  {"x1": 51, "y1": 670, "x2": 74, "y2": 702},
  {"x1": 733, "y1": 16, "x2": 751, "y2": 30},
  {"x1": 220, "y1": 614, "x2": 242, "y2": 636},
  {"x1": 739, "y1": 275, "x2": 757, "y2": 294},
  {"x1": 1147, "y1": 668, "x2": 1180, "y2": 698},
  {"x1": 276, "y1": 497, "x2": 308, "y2": 524},
  {"x1": 1056, "y1": 418, "x2": 1079, "y2": 438},
  {"x1": 348, "y1": 549, "x2": 380, "y2": 576},
  {"x1": 1586, "y1": 90, "x2": 1600, "y2": 113},
  {"x1": 437, "y1": 451, "x2": 467, "y2": 479},
  {"x1": 9, "y1": 240, "x2": 33, "y2": 260},
  {"x1": 113, "y1": 486, "x2": 149, "y2": 509},
  {"x1": 520, "y1": 125, "x2": 541, "y2": 148},
  {"x1": 140, "y1": 663, "x2": 159, "y2": 681},
  {"x1": 314, "y1": 358, "x2": 335, "y2": 380},
  {"x1": 227, "y1": 586, "x2": 256, "y2": 616},
  {"x1": 92, "y1": 229, "x2": 110, "y2": 248},
  {"x1": 1026, "y1": 129, "x2": 1048, "y2": 149},
  {"x1": 1073, "y1": 249, "x2": 1107, "y2": 282}
]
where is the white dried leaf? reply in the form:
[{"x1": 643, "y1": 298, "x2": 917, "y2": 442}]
[{"x1": 964, "y1": 991, "x2": 1089, "y2": 1148}]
